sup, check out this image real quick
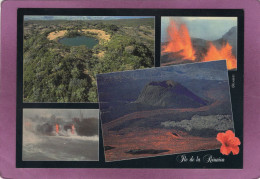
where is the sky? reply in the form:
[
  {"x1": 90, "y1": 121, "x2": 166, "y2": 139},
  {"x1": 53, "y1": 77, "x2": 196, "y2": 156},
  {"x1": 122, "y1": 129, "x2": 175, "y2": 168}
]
[
  {"x1": 97, "y1": 60, "x2": 228, "y2": 80},
  {"x1": 24, "y1": 15, "x2": 153, "y2": 21},
  {"x1": 161, "y1": 16, "x2": 237, "y2": 42},
  {"x1": 97, "y1": 60, "x2": 228, "y2": 83},
  {"x1": 23, "y1": 108, "x2": 99, "y2": 120}
]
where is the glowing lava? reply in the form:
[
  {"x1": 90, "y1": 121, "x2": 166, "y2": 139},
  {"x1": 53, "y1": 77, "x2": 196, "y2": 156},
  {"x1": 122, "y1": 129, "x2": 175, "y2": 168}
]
[
  {"x1": 71, "y1": 124, "x2": 75, "y2": 134},
  {"x1": 162, "y1": 19, "x2": 196, "y2": 60},
  {"x1": 162, "y1": 18, "x2": 237, "y2": 70},
  {"x1": 202, "y1": 42, "x2": 237, "y2": 70},
  {"x1": 55, "y1": 124, "x2": 59, "y2": 134}
]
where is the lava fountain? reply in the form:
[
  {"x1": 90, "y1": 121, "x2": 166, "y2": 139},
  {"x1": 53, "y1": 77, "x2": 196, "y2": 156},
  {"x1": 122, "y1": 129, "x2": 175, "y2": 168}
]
[
  {"x1": 162, "y1": 19, "x2": 196, "y2": 60},
  {"x1": 202, "y1": 42, "x2": 237, "y2": 70},
  {"x1": 162, "y1": 18, "x2": 237, "y2": 70}
]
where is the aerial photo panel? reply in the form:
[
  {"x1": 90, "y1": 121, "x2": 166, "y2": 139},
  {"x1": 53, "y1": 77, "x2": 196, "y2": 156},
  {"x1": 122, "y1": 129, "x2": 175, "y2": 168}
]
[{"x1": 23, "y1": 16, "x2": 155, "y2": 103}]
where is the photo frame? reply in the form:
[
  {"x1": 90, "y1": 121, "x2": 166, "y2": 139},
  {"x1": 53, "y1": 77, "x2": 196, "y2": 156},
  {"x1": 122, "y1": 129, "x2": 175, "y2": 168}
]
[{"x1": 15, "y1": 8, "x2": 244, "y2": 168}]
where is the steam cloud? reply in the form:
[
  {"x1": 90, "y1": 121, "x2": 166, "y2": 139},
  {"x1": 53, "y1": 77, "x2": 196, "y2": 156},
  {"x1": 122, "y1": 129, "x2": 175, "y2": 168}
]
[{"x1": 23, "y1": 109, "x2": 99, "y2": 137}]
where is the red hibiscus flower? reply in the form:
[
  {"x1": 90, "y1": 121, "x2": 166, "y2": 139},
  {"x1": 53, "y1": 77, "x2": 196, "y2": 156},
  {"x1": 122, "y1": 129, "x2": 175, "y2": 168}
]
[{"x1": 216, "y1": 130, "x2": 241, "y2": 155}]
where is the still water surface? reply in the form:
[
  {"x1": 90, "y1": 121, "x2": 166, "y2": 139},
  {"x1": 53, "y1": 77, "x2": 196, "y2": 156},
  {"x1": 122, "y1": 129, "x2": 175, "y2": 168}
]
[{"x1": 59, "y1": 36, "x2": 99, "y2": 48}]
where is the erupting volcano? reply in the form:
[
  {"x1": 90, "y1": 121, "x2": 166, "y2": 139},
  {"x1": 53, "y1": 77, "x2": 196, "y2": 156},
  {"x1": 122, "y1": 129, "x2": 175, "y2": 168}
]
[
  {"x1": 202, "y1": 42, "x2": 237, "y2": 70},
  {"x1": 22, "y1": 109, "x2": 99, "y2": 161},
  {"x1": 161, "y1": 18, "x2": 237, "y2": 70},
  {"x1": 162, "y1": 20, "x2": 196, "y2": 60}
]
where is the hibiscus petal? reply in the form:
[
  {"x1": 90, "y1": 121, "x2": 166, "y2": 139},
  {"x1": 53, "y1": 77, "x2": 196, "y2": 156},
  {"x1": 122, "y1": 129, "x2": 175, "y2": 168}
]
[
  {"x1": 229, "y1": 137, "x2": 241, "y2": 146},
  {"x1": 220, "y1": 145, "x2": 231, "y2": 155},
  {"x1": 234, "y1": 137, "x2": 241, "y2": 146},
  {"x1": 216, "y1": 133, "x2": 225, "y2": 144},
  {"x1": 231, "y1": 146, "x2": 240, "y2": 155},
  {"x1": 225, "y1": 130, "x2": 235, "y2": 139}
]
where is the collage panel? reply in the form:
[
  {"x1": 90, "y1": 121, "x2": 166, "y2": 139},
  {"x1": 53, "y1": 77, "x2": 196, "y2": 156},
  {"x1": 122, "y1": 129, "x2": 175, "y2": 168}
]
[
  {"x1": 161, "y1": 16, "x2": 237, "y2": 70},
  {"x1": 97, "y1": 60, "x2": 234, "y2": 162},
  {"x1": 22, "y1": 108, "x2": 99, "y2": 161},
  {"x1": 16, "y1": 9, "x2": 243, "y2": 168},
  {"x1": 23, "y1": 16, "x2": 155, "y2": 103}
]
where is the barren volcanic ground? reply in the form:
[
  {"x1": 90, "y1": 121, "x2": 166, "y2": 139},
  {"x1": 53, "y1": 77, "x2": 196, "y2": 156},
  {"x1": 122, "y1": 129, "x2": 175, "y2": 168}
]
[
  {"x1": 103, "y1": 128, "x2": 221, "y2": 162},
  {"x1": 98, "y1": 61, "x2": 233, "y2": 162},
  {"x1": 102, "y1": 99, "x2": 223, "y2": 162},
  {"x1": 101, "y1": 83, "x2": 229, "y2": 162}
]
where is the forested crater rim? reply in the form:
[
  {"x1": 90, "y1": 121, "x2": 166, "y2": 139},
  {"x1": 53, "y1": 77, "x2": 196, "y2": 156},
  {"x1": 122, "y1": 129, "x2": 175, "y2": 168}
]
[{"x1": 47, "y1": 29, "x2": 111, "y2": 42}]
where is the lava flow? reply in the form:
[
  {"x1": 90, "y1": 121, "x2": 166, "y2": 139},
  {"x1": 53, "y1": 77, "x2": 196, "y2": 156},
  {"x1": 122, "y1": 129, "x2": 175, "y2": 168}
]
[
  {"x1": 202, "y1": 42, "x2": 237, "y2": 70},
  {"x1": 71, "y1": 124, "x2": 75, "y2": 134},
  {"x1": 55, "y1": 124, "x2": 59, "y2": 134}
]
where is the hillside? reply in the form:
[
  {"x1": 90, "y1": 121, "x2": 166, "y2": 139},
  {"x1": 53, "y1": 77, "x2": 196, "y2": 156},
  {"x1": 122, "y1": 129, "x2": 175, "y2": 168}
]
[{"x1": 135, "y1": 80, "x2": 208, "y2": 108}]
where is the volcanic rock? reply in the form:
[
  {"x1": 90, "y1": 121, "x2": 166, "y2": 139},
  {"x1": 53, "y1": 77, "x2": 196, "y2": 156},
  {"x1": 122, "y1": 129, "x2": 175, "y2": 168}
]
[
  {"x1": 221, "y1": 26, "x2": 237, "y2": 55},
  {"x1": 161, "y1": 114, "x2": 234, "y2": 137},
  {"x1": 135, "y1": 80, "x2": 207, "y2": 108},
  {"x1": 222, "y1": 26, "x2": 237, "y2": 47},
  {"x1": 125, "y1": 149, "x2": 170, "y2": 155},
  {"x1": 171, "y1": 132, "x2": 179, "y2": 137},
  {"x1": 104, "y1": 146, "x2": 116, "y2": 151}
]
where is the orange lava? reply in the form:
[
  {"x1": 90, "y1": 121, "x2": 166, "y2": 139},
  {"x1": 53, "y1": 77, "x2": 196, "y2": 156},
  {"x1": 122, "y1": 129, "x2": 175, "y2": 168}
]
[
  {"x1": 55, "y1": 124, "x2": 59, "y2": 134},
  {"x1": 71, "y1": 124, "x2": 75, "y2": 134},
  {"x1": 162, "y1": 19, "x2": 196, "y2": 60},
  {"x1": 202, "y1": 42, "x2": 237, "y2": 70},
  {"x1": 162, "y1": 18, "x2": 237, "y2": 70},
  {"x1": 103, "y1": 128, "x2": 220, "y2": 162}
]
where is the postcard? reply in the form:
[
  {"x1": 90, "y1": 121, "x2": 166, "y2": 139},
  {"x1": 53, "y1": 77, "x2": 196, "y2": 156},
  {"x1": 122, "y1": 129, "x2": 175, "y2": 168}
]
[
  {"x1": 2, "y1": 0, "x2": 259, "y2": 176},
  {"x1": 15, "y1": 8, "x2": 244, "y2": 168},
  {"x1": 97, "y1": 60, "x2": 234, "y2": 162},
  {"x1": 161, "y1": 17, "x2": 237, "y2": 70}
]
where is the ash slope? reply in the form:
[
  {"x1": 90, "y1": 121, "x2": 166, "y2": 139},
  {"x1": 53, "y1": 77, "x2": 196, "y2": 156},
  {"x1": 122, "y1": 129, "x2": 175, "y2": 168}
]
[{"x1": 135, "y1": 80, "x2": 208, "y2": 108}]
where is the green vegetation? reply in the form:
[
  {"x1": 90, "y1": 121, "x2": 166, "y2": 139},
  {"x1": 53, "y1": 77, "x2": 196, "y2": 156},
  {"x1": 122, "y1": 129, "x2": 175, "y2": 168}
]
[
  {"x1": 64, "y1": 30, "x2": 82, "y2": 38},
  {"x1": 23, "y1": 18, "x2": 155, "y2": 102}
]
